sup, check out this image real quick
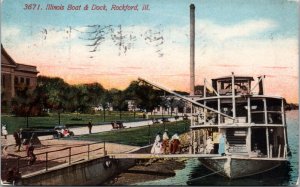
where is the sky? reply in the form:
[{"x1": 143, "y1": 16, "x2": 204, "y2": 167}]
[{"x1": 1, "y1": 0, "x2": 299, "y2": 102}]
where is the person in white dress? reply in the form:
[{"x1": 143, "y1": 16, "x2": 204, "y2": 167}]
[
  {"x1": 205, "y1": 136, "x2": 214, "y2": 154},
  {"x1": 151, "y1": 133, "x2": 162, "y2": 154},
  {"x1": 2, "y1": 124, "x2": 8, "y2": 139}
]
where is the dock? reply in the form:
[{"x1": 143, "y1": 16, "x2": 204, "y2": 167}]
[{"x1": 108, "y1": 153, "x2": 220, "y2": 159}]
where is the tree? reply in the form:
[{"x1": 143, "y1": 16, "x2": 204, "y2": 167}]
[
  {"x1": 124, "y1": 81, "x2": 142, "y2": 118},
  {"x1": 100, "y1": 90, "x2": 112, "y2": 122},
  {"x1": 75, "y1": 84, "x2": 90, "y2": 114},
  {"x1": 85, "y1": 83, "x2": 105, "y2": 107},
  {"x1": 37, "y1": 76, "x2": 70, "y2": 124},
  {"x1": 11, "y1": 86, "x2": 41, "y2": 127},
  {"x1": 160, "y1": 97, "x2": 170, "y2": 117},
  {"x1": 37, "y1": 76, "x2": 106, "y2": 114},
  {"x1": 111, "y1": 89, "x2": 127, "y2": 120},
  {"x1": 124, "y1": 81, "x2": 161, "y2": 114}
]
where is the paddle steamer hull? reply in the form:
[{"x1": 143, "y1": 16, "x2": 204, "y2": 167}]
[{"x1": 199, "y1": 157, "x2": 287, "y2": 179}]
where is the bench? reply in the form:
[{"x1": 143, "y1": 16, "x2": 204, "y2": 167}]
[
  {"x1": 151, "y1": 118, "x2": 160, "y2": 124},
  {"x1": 111, "y1": 121, "x2": 126, "y2": 129},
  {"x1": 161, "y1": 118, "x2": 170, "y2": 123}
]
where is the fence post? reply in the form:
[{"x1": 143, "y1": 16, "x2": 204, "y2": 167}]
[
  {"x1": 69, "y1": 147, "x2": 71, "y2": 165},
  {"x1": 17, "y1": 157, "x2": 20, "y2": 171},
  {"x1": 104, "y1": 141, "x2": 106, "y2": 156},
  {"x1": 45, "y1": 152, "x2": 48, "y2": 171},
  {"x1": 88, "y1": 144, "x2": 90, "y2": 160},
  {"x1": 148, "y1": 124, "x2": 151, "y2": 144}
]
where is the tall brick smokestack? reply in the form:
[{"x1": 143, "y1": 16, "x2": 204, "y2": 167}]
[{"x1": 190, "y1": 4, "x2": 195, "y2": 96}]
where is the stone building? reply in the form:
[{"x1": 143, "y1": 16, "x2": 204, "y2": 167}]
[{"x1": 1, "y1": 45, "x2": 39, "y2": 109}]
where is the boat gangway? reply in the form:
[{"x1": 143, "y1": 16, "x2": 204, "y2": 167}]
[
  {"x1": 108, "y1": 153, "x2": 220, "y2": 159},
  {"x1": 108, "y1": 153, "x2": 288, "y2": 161}
]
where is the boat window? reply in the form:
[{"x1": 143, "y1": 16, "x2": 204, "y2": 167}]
[
  {"x1": 206, "y1": 111, "x2": 218, "y2": 125},
  {"x1": 267, "y1": 127, "x2": 285, "y2": 158},
  {"x1": 251, "y1": 128, "x2": 267, "y2": 156},
  {"x1": 206, "y1": 100, "x2": 218, "y2": 110},
  {"x1": 204, "y1": 100, "x2": 218, "y2": 125},
  {"x1": 251, "y1": 113, "x2": 265, "y2": 124},
  {"x1": 236, "y1": 99, "x2": 248, "y2": 123},
  {"x1": 250, "y1": 99, "x2": 265, "y2": 124},
  {"x1": 266, "y1": 98, "x2": 282, "y2": 111},
  {"x1": 217, "y1": 79, "x2": 251, "y2": 95},
  {"x1": 250, "y1": 99, "x2": 264, "y2": 111},
  {"x1": 226, "y1": 128, "x2": 247, "y2": 154},
  {"x1": 234, "y1": 81, "x2": 250, "y2": 94},
  {"x1": 220, "y1": 99, "x2": 233, "y2": 123},
  {"x1": 218, "y1": 82, "x2": 232, "y2": 95},
  {"x1": 267, "y1": 112, "x2": 282, "y2": 124}
]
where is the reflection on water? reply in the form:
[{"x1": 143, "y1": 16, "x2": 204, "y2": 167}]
[{"x1": 137, "y1": 110, "x2": 299, "y2": 186}]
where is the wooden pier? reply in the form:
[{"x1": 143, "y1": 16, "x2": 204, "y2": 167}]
[{"x1": 108, "y1": 153, "x2": 220, "y2": 159}]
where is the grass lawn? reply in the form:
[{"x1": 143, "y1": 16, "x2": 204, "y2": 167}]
[
  {"x1": 1, "y1": 111, "x2": 174, "y2": 134},
  {"x1": 72, "y1": 120, "x2": 190, "y2": 147}
]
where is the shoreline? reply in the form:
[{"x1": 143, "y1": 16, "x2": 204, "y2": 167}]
[{"x1": 103, "y1": 158, "x2": 187, "y2": 185}]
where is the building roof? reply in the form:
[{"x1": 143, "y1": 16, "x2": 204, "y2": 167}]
[
  {"x1": 1, "y1": 44, "x2": 39, "y2": 74},
  {"x1": 1, "y1": 44, "x2": 17, "y2": 67}
]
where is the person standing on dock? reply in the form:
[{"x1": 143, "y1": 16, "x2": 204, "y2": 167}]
[
  {"x1": 13, "y1": 130, "x2": 21, "y2": 152},
  {"x1": 218, "y1": 133, "x2": 226, "y2": 156},
  {"x1": 205, "y1": 136, "x2": 214, "y2": 154},
  {"x1": 162, "y1": 130, "x2": 170, "y2": 154},
  {"x1": 5, "y1": 167, "x2": 21, "y2": 185},
  {"x1": 2, "y1": 124, "x2": 8, "y2": 139},
  {"x1": 88, "y1": 121, "x2": 93, "y2": 134},
  {"x1": 170, "y1": 132, "x2": 181, "y2": 154},
  {"x1": 151, "y1": 132, "x2": 162, "y2": 154},
  {"x1": 26, "y1": 143, "x2": 36, "y2": 165}
]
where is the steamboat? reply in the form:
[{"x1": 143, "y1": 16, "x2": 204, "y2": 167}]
[
  {"x1": 190, "y1": 74, "x2": 290, "y2": 178},
  {"x1": 138, "y1": 3, "x2": 290, "y2": 179},
  {"x1": 139, "y1": 73, "x2": 290, "y2": 179}
]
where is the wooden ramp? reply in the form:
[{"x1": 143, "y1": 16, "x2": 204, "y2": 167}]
[{"x1": 108, "y1": 153, "x2": 220, "y2": 159}]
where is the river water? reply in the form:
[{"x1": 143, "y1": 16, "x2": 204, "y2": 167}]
[{"x1": 137, "y1": 110, "x2": 299, "y2": 186}]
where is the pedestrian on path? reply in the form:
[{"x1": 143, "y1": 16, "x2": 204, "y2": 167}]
[
  {"x1": 2, "y1": 124, "x2": 8, "y2": 139},
  {"x1": 6, "y1": 167, "x2": 21, "y2": 185},
  {"x1": 26, "y1": 143, "x2": 36, "y2": 165},
  {"x1": 88, "y1": 121, "x2": 93, "y2": 134},
  {"x1": 13, "y1": 130, "x2": 21, "y2": 151}
]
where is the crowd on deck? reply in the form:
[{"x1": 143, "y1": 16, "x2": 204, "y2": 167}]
[
  {"x1": 151, "y1": 130, "x2": 181, "y2": 154},
  {"x1": 150, "y1": 129, "x2": 227, "y2": 156}
]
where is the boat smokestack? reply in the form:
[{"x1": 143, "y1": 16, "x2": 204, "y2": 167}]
[{"x1": 190, "y1": 4, "x2": 195, "y2": 96}]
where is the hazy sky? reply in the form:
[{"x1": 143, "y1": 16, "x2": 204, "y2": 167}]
[{"x1": 1, "y1": 0, "x2": 299, "y2": 102}]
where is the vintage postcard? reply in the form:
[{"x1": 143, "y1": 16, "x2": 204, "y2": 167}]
[{"x1": 1, "y1": 0, "x2": 299, "y2": 186}]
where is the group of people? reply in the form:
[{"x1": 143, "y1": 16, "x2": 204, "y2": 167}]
[
  {"x1": 197, "y1": 133, "x2": 227, "y2": 156},
  {"x1": 13, "y1": 129, "x2": 37, "y2": 165},
  {"x1": 151, "y1": 130, "x2": 181, "y2": 154}
]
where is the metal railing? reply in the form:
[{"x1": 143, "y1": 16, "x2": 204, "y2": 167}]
[{"x1": 14, "y1": 141, "x2": 106, "y2": 174}]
